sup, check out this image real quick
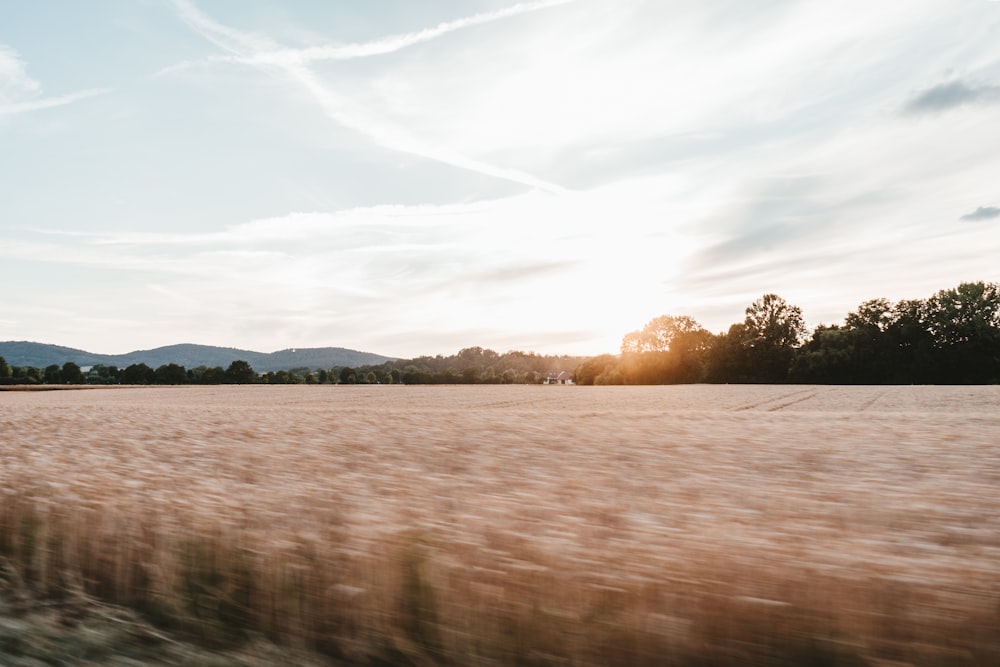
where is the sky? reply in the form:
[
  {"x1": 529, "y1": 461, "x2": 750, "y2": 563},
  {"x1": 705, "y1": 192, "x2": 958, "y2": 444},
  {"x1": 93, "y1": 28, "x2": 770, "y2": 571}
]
[{"x1": 2, "y1": 0, "x2": 999, "y2": 358}]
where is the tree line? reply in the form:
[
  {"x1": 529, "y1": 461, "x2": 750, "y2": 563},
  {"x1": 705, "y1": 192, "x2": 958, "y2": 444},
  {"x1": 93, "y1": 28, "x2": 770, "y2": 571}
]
[
  {"x1": 574, "y1": 281, "x2": 1000, "y2": 385},
  {"x1": 0, "y1": 347, "x2": 584, "y2": 386},
  {"x1": 0, "y1": 359, "x2": 261, "y2": 386},
  {"x1": 4, "y1": 281, "x2": 995, "y2": 387}
]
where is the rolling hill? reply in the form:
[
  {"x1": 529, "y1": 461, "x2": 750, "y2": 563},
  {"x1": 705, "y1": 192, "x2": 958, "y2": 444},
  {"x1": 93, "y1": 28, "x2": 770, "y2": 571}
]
[{"x1": 0, "y1": 341, "x2": 393, "y2": 373}]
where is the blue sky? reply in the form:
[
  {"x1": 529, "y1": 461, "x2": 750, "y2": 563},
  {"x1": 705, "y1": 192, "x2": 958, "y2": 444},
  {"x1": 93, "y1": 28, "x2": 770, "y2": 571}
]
[{"x1": 2, "y1": 1, "x2": 999, "y2": 358}]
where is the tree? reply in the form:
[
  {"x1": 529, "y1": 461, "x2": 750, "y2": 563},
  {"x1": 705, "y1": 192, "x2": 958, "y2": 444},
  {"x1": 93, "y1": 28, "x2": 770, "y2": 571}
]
[
  {"x1": 0, "y1": 356, "x2": 10, "y2": 380},
  {"x1": 742, "y1": 294, "x2": 806, "y2": 381},
  {"x1": 121, "y1": 363, "x2": 155, "y2": 384},
  {"x1": 744, "y1": 294, "x2": 807, "y2": 348},
  {"x1": 705, "y1": 323, "x2": 753, "y2": 383},
  {"x1": 839, "y1": 298, "x2": 896, "y2": 382},
  {"x1": 621, "y1": 315, "x2": 707, "y2": 354},
  {"x1": 87, "y1": 364, "x2": 120, "y2": 384},
  {"x1": 885, "y1": 298, "x2": 935, "y2": 383},
  {"x1": 845, "y1": 298, "x2": 893, "y2": 332},
  {"x1": 16, "y1": 366, "x2": 42, "y2": 384},
  {"x1": 620, "y1": 315, "x2": 713, "y2": 383},
  {"x1": 573, "y1": 354, "x2": 620, "y2": 385},
  {"x1": 339, "y1": 367, "x2": 357, "y2": 384},
  {"x1": 43, "y1": 364, "x2": 62, "y2": 384},
  {"x1": 60, "y1": 362, "x2": 85, "y2": 384},
  {"x1": 925, "y1": 281, "x2": 1000, "y2": 382},
  {"x1": 200, "y1": 366, "x2": 227, "y2": 384},
  {"x1": 154, "y1": 363, "x2": 188, "y2": 385},
  {"x1": 269, "y1": 370, "x2": 292, "y2": 384},
  {"x1": 789, "y1": 325, "x2": 858, "y2": 383},
  {"x1": 225, "y1": 360, "x2": 257, "y2": 384}
]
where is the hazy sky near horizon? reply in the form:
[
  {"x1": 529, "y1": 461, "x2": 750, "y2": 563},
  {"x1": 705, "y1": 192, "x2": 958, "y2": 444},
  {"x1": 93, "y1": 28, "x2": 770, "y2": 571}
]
[{"x1": 2, "y1": 1, "x2": 999, "y2": 358}]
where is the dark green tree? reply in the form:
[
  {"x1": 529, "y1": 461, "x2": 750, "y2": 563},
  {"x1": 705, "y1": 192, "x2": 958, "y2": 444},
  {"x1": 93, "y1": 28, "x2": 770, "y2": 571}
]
[
  {"x1": 43, "y1": 364, "x2": 62, "y2": 384},
  {"x1": 86, "y1": 364, "x2": 120, "y2": 384},
  {"x1": 13, "y1": 366, "x2": 41, "y2": 384},
  {"x1": 842, "y1": 298, "x2": 896, "y2": 382},
  {"x1": 121, "y1": 363, "x2": 155, "y2": 384},
  {"x1": 925, "y1": 281, "x2": 1000, "y2": 382},
  {"x1": 202, "y1": 366, "x2": 227, "y2": 384},
  {"x1": 270, "y1": 370, "x2": 292, "y2": 384},
  {"x1": 225, "y1": 360, "x2": 257, "y2": 384},
  {"x1": 885, "y1": 298, "x2": 935, "y2": 383},
  {"x1": 61, "y1": 362, "x2": 85, "y2": 384},
  {"x1": 705, "y1": 323, "x2": 753, "y2": 382},
  {"x1": 789, "y1": 325, "x2": 859, "y2": 383},
  {"x1": 742, "y1": 294, "x2": 806, "y2": 381},
  {"x1": 154, "y1": 363, "x2": 188, "y2": 384}
]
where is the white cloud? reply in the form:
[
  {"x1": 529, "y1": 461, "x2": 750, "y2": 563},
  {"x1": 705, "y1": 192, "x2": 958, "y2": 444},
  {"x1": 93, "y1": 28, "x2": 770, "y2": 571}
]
[{"x1": 0, "y1": 45, "x2": 42, "y2": 100}]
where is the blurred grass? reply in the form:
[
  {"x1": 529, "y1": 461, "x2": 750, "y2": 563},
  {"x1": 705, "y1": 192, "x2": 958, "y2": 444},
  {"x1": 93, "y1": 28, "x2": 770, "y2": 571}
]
[
  {"x1": 3, "y1": 506, "x2": 998, "y2": 666},
  {"x1": 2, "y1": 385, "x2": 999, "y2": 665}
]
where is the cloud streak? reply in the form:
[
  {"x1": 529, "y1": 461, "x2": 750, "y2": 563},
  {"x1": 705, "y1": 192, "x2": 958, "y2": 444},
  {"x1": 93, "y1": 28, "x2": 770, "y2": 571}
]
[
  {"x1": 286, "y1": 65, "x2": 567, "y2": 193},
  {"x1": 235, "y1": 0, "x2": 577, "y2": 66},
  {"x1": 0, "y1": 45, "x2": 109, "y2": 116},
  {"x1": 0, "y1": 87, "x2": 111, "y2": 116},
  {"x1": 170, "y1": 0, "x2": 568, "y2": 193}
]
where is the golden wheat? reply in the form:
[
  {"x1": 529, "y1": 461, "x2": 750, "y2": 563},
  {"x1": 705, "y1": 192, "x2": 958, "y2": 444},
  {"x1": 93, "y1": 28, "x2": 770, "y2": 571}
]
[{"x1": 1, "y1": 385, "x2": 998, "y2": 665}]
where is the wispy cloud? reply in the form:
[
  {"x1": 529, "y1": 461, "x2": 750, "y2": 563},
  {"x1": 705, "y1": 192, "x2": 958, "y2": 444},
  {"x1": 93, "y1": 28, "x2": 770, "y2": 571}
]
[
  {"x1": 961, "y1": 206, "x2": 1000, "y2": 222},
  {"x1": 234, "y1": 0, "x2": 577, "y2": 66},
  {"x1": 0, "y1": 45, "x2": 110, "y2": 116},
  {"x1": 0, "y1": 87, "x2": 111, "y2": 116},
  {"x1": 168, "y1": 0, "x2": 567, "y2": 193},
  {"x1": 285, "y1": 65, "x2": 567, "y2": 193},
  {"x1": 904, "y1": 79, "x2": 1000, "y2": 114}
]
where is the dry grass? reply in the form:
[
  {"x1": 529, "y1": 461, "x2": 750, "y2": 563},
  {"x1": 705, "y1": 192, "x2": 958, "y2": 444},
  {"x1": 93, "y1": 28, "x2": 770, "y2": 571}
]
[{"x1": 1, "y1": 385, "x2": 999, "y2": 665}]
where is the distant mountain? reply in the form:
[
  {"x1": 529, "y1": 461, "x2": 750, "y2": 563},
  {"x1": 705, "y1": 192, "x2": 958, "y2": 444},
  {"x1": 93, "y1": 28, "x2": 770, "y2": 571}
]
[
  {"x1": 0, "y1": 341, "x2": 393, "y2": 373},
  {"x1": 0, "y1": 342, "x2": 108, "y2": 369}
]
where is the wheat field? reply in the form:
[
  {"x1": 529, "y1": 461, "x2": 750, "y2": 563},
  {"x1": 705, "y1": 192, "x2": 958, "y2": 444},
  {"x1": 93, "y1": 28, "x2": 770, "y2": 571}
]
[{"x1": 1, "y1": 385, "x2": 998, "y2": 665}]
